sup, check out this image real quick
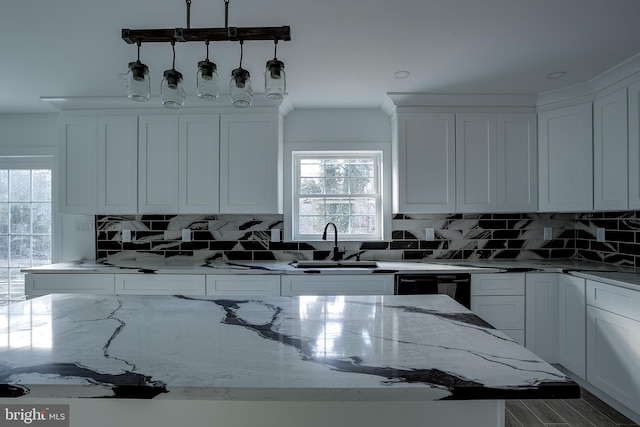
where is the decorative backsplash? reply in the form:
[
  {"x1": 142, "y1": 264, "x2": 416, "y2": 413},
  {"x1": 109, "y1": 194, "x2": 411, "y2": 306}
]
[{"x1": 93, "y1": 211, "x2": 640, "y2": 264}]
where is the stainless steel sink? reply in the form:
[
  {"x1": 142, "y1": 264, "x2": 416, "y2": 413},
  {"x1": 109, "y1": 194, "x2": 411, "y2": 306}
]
[{"x1": 295, "y1": 261, "x2": 379, "y2": 268}]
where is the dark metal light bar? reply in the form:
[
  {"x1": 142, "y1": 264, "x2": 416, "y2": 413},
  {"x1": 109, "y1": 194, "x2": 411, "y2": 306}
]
[{"x1": 122, "y1": 26, "x2": 291, "y2": 44}]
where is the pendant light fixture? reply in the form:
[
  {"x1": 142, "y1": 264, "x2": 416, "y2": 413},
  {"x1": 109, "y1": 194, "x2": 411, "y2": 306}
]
[
  {"x1": 230, "y1": 40, "x2": 253, "y2": 108},
  {"x1": 122, "y1": 0, "x2": 291, "y2": 108},
  {"x1": 161, "y1": 40, "x2": 186, "y2": 109},
  {"x1": 197, "y1": 40, "x2": 219, "y2": 99},
  {"x1": 265, "y1": 40, "x2": 286, "y2": 100},
  {"x1": 126, "y1": 40, "x2": 151, "y2": 102}
]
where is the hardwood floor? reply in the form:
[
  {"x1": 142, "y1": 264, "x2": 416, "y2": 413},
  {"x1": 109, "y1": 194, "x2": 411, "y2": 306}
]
[{"x1": 506, "y1": 387, "x2": 639, "y2": 426}]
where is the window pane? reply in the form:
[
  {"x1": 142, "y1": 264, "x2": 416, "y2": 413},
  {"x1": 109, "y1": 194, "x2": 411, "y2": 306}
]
[
  {"x1": 350, "y1": 216, "x2": 376, "y2": 234},
  {"x1": 324, "y1": 160, "x2": 348, "y2": 177},
  {"x1": 300, "y1": 160, "x2": 323, "y2": 177},
  {"x1": 32, "y1": 203, "x2": 51, "y2": 234},
  {"x1": 32, "y1": 170, "x2": 51, "y2": 202},
  {"x1": 351, "y1": 197, "x2": 377, "y2": 215},
  {"x1": 299, "y1": 198, "x2": 325, "y2": 216},
  {"x1": 10, "y1": 203, "x2": 31, "y2": 233},
  {"x1": 9, "y1": 268, "x2": 25, "y2": 300},
  {"x1": 0, "y1": 170, "x2": 8, "y2": 202},
  {"x1": 10, "y1": 236, "x2": 31, "y2": 267},
  {"x1": 349, "y1": 177, "x2": 374, "y2": 194},
  {"x1": 32, "y1": 235, "x2": 51, "y2": 265},
  {"x1": 9, "y1": 170, "x2": 31, "y2": 202},
  {"x1": 0, "y1": 268, "x2": 8, "y2": 300},
  {"x1": 0, "y1": 236, "x2": 7, "y2": 266},
  {"x1": 325, "y1": 178, "x2": 347, "y2": 194},
  {"x1": 298, "y1": 216, "x2": 327, "y2": 235},
  {"x1": 0, "y1": 203, "x2": 7, "y2": 233},
  {"x1": 300, "y1": 177, "x2": 324, "y2": 195}
]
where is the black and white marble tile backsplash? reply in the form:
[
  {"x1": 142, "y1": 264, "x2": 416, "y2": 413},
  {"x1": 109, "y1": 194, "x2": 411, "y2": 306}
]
[{"x1": 95, "y1": 212, "x2": 608, "y2": 264}]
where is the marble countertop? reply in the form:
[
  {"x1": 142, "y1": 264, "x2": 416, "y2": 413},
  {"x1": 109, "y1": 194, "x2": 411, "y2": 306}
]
[
  {"x1": 0, "y1": 294, "x2": 578, "y2": 401},
  {"x1": 22, "y1": 258, "x2": 640, "y2": 289}
]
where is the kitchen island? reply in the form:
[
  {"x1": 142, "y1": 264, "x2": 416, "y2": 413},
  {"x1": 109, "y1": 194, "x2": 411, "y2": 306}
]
[{"x1": 0, "y1": 293, "x2": 578, "y2": 427}]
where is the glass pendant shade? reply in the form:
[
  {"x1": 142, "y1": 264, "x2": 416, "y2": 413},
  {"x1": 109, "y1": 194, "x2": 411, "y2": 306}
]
[
  {"x1": 126, "y1": 61, "x2": 150, "y2": 102},
  {"x1": 230, "y1": 67, "x2": 253, "y2": 108},
  {"x1": 197, "y1": 60, "x2": 219, "y2": 100},
  {"x1": 265, "y1": 59, "x2": 286, "y2": 100},
  {"x1": 161, "y1": 69, "x2": 185, "y2": 109}
]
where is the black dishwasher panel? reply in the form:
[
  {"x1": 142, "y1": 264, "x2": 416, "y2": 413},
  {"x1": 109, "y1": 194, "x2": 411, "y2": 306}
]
[{"x1": 394, "y1": 273, "x2": 471, "y2": 309}]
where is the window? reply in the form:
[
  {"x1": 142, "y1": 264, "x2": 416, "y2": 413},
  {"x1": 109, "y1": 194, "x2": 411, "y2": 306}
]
[
  {"x1": 292, "y1": 151, "x2": 384, "y2": 241},
  {"x1": 0, "y1": 158, "x2": 52, "y2": 305}
]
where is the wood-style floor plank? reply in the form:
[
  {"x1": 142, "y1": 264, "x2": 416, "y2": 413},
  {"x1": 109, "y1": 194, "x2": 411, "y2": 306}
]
[
  {"x1": 543, "y1": 399, "x2": 596, "y2": 427},
  {"x1": 506, "y1": 400, "x2": 546, "y2": 427},
  {"x1": 505, "y1": 407, "x2": 525, "y2": 427},
  {"x1": 580, "y1": 388, "x2": 637, "y2": 425},
  {"x1": 521, "y1": 399, "x2": 567, "y2": 424},
  {"x1": 564, "y1": 398, "x2": 620, "y2": 427}
]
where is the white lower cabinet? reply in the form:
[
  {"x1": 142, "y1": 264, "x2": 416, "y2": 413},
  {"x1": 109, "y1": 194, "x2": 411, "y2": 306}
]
[
  {"x1": 25, "y1": 274, "x2": 115, "y2": 296},
  {"x1": 206, "y1": 275, "x2": 280, "y2": 296},
  {"x1": 525, "y1": 273, "x2": 559, "y2": 363},
  {"x1": 114, "y1": 274, "x2": 206, "y2": 295},
  {"x1": 470, "y1": 273, "x2": 525, "y2": 345},
  {"x1": 280, "y1": 275, "x2": 394, "y2": 296},
  {"x1": 586, "y1": 280, "x2": 640, "y2": 413},
  {"x1": 558, "y1": 274, "x2": 586, "y2": 379}
]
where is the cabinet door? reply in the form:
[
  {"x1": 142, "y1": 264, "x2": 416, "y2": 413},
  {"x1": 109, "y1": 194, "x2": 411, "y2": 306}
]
[
  {"x1": 138, "y1": 115, "x2": 180, "y2": 214},
  {"x1": 496, "y1": 114, "x2": 538, "y2": 212},
  {"x1": 558, "y1": 274, "x2": 586, "y2": 379},
  {"x1": 115, "y1": 274, "x2": 206, "y2": 295},
  {"x1": 587, "y1": 305, "x2": 640, "y2": 411},
  {"x1": 206, "y1": 275, "x2": 280, "y2": 296},
  {"x1": 538, "y1": 103, "x2": 593, "y2": 211},
  {"x1": 220, "y1": 113, "x2": 282, "y2": 213},
  {"x1": 280, "y1": 275, "x2": 394, "y2": 296},
  {"x1": 394, "y1": 113, "x2": 456, "y2": 213},
  {"x1": 628, "y1": 82, "x2": 640, "y2": 209},
  {"x1": 525, "y1": 273, "x2": 559, "y2": 363},
  {"x1": 25, "y1": 273, "x2": 114, "y2": 296},
  {"x1": 456, "y1": 114, "x2": 497, "y2": 212},
  {"x1": 179, "y1": 114, "x2": 220, "y2": 213},
  {"x1": 97, "y1": 115, "x2": 138, "y2": 214},
  {"x1": 58, "y1": 115, "x2": 97, "y2": 214},
  {"x1": 594, "y1": 88, "x2": 628, "y2": 210}
]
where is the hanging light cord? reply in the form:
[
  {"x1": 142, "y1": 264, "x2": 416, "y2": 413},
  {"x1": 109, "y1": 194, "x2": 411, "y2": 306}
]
[
  {"x1": 171, "y1": 40, "x2": 176, "y2": 70},
  {"x1": 273, "y1": 39, "x2": 278, "y2": 59},
  {"x1": 136, "y1": 40, "x2": 142, "y2": 63},
  {"x1": 205, "y1": 39, "x2": 210, "y2": 61},
  {"x1": 239, "y1": 39, "x2": 244, "y2": 68}
]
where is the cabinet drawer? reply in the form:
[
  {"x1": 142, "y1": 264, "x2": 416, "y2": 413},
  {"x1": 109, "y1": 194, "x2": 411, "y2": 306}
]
[
  {"x1": 25, "y1": 273, "x2": 115, "y2": 296},
  {"x1": 281, "y1": 275, "x2": 394, "y2": 296},
  {"x1": 587, "y1": 280, "x2": 640, "y2": 322},
  {"x1": 470, "y1": 295, "x2": 525, "y2": 330},
  {"x1": 115, "y1": 274, "x2": 206, "y2": 295},
  {"x1": 471, "y1": 273, "x2": 525, "y2": 295},
  {"x1": 206, "y1": 275, "x2": 280, "y2": 296}
]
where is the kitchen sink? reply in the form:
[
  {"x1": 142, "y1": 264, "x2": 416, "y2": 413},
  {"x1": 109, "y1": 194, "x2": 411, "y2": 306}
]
[{"x1": 294, "y1": 261, "x2": 379, "y2": 268}]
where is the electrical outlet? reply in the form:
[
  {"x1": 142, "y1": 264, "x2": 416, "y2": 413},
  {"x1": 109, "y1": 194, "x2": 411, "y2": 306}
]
[
  {"x1": 182, "y1": 229, "x2": 192, "y2": 242},
  {"x1": 596, "y1": 227, "x2": 606, "y2": 243},
  {"x1": 425, "y1": 228, "x2": 435, "y2": 241},
  {"x1": 122, "y1": 229, "x2": 131, "y2": 242},
  {"x1": 543, "y1": 227, "x2": 552, "y2": 241}
]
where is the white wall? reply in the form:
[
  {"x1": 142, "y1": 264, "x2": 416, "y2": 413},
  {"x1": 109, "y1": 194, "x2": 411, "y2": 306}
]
[{"x1": 284, "y1": 109, "x2": 391, "y2": 143}]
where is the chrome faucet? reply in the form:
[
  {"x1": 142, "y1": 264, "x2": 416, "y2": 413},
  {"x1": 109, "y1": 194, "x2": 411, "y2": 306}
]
[{"x1": 322, "y1": 222, "x2": 344, "y2": 261}]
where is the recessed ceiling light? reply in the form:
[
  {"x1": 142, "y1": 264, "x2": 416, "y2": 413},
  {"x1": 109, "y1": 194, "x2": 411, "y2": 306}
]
[
  {"x1": 546, "y1": 71, "x2": 567, "y2": 80},
  {"x1": 394, "y1": 70, "x2": 411, "y2": 79}
]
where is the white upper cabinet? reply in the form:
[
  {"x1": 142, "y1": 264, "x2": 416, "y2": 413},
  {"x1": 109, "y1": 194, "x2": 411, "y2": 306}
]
[
  {"x1": 178, "y1": 114, "x2": 220, "y2": 214},
  {"x1": 393, "y1": 112, "x2": 456, "y2": 213},
  {"x1": 496, "y1": 114, "x2": 538, "y2": 212},
  {"x1": 593, "y1": 88, "x2": 628, "y2": 211},
  {"x1": 138, "y1": 115, "x2": 180, "y2": 214},
  {"x1": 538, "y1": 103, "x2": 593, "y2": 212},
  {"x1": 456, "y1": 113, "x2": 497, "y2": 212},
  {"x1": 97, "y1": 115, "x2": 138, "y2": 214},
  {"x1": 58, "y1": 115, "x2": 98, "y2": 214},
  {"x1": 628, "y1": 82, "x2": 640, "y2": 209},
  {"x1": 220, "y1": 113, "x2": 282, "y2": 213}
]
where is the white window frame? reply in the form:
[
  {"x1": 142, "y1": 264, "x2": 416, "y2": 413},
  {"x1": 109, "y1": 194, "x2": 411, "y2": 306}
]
[{"x1": 284, "y1": 142, "x2": 392, "y2": 242}]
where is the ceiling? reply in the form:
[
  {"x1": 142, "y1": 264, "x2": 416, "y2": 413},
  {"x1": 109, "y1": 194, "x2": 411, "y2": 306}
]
[{"x1": 2, "y1": 0, "x2": 640, "y2": 113}]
